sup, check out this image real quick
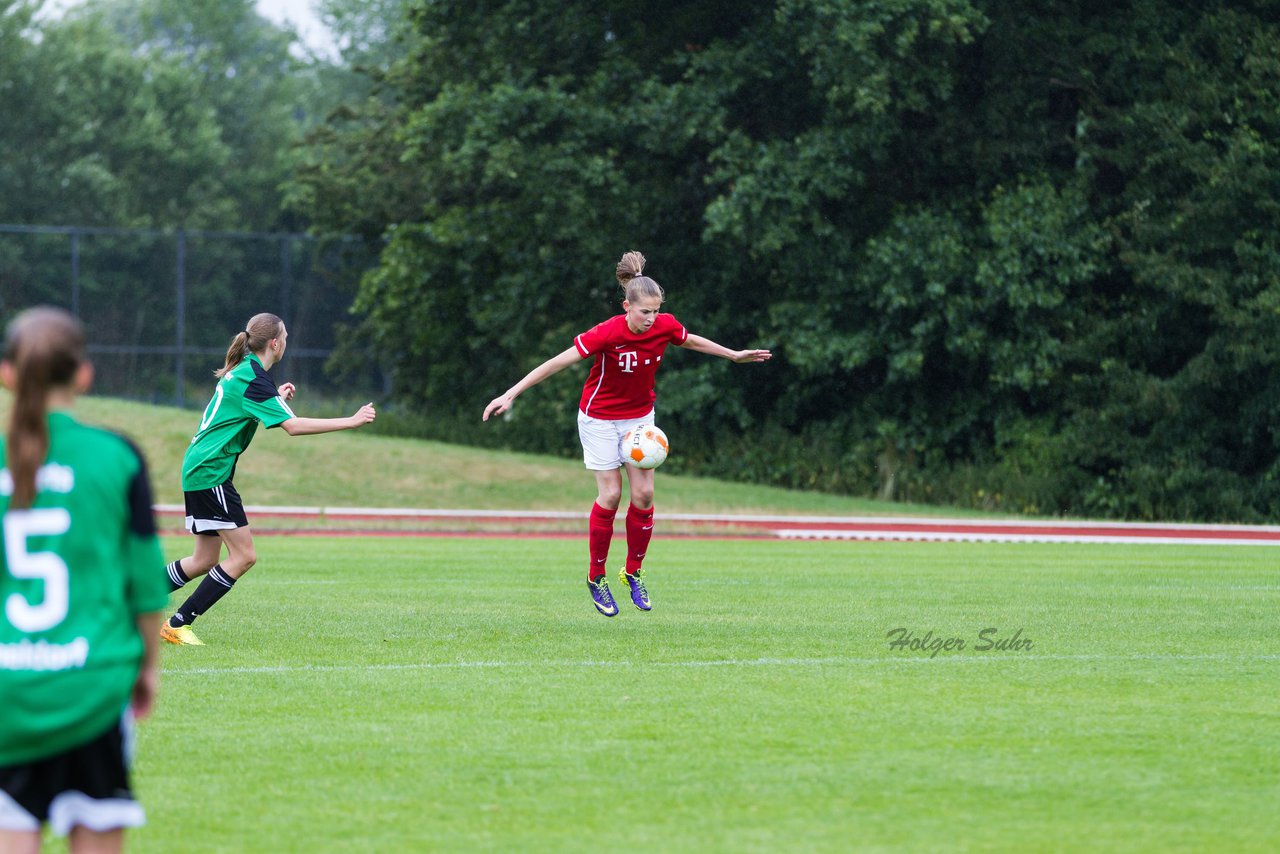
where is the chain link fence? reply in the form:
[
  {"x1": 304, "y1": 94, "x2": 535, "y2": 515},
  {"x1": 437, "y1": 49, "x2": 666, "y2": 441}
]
[{"x1": 0, "y1": 224, "x2": 381, "y2": 407}]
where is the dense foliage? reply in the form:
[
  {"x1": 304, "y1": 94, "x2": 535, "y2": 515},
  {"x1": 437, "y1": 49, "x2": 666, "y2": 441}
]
[
  {"x1": 0, "y1": 0, "x2": 366, "y2": 397},
  {"x1": 6, "y1": 0, "x2": 1280, "y2": 521},
  {"x1": 292, "y1": 0, "x2": 1280, "y2": 521},
  {"x1": 0, "y1": 0, "x2": 324, "y2": 230}
]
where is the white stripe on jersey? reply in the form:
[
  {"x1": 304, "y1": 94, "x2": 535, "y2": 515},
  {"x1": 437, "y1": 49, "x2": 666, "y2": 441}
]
[
  {"x1": 581, "y1": 362, "x2": 607, "y2": 417},
  {"x1": 276, "y1": 395, "x2": 296, "y2": 418}
]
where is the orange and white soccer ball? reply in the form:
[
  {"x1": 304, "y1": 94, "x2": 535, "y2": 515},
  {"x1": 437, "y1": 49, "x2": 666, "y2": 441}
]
[{"x1": 622, "y1": 424, "x2": 669, "y2": 470}]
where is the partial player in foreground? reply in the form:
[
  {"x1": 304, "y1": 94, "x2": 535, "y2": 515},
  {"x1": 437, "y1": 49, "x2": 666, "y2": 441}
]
[
  {"x1": 483, "y1": 251, "x2": 770, "y2": 616},
  {"x1": 161, "y1": 313, "x2": 376, "y2": 646},
  {"x1": 1, "y1": 307, "x2": 168, "y2": 853}
]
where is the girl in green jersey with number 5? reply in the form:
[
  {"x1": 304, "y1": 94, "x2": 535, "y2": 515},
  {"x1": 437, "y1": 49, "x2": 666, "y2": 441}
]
[{"x1": 0, "y1": 307, "x2": 167, "y2": 853}]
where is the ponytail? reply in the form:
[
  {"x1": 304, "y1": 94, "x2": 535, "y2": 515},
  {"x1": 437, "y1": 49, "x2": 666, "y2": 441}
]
[
  {"x1": 615, "y1": 251, "x2": 646, "y2": 285},
  {"x1": 615, "y1": 250, "x2": 664, "y2": 304},
  {"x1": 215, "y1": 332, "x2": 251, "y2": 379},
  {"x1": 215, "y1": 313, "x2": 283, "y2": 378},
  {"x1": 3, "y1": 308, "x2": 85, "y2": 509}
]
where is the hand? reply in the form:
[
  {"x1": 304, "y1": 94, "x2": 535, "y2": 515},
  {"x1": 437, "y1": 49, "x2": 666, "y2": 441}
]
[
  {"x1": 350, "y1": 402, "x2": 376, "y2": 427},
  {"x1": 732, "y1": 349, "x2": 772, "y2": 363},
  {"x1": 483, "y1": 393, "x2": 515, "y2": 421},
  {"x1": 131, "y1": 666, "x2": 158, "y2": 720},
  {"x1": 278, "y1": 382, "x2": 296, "y2": 401}
]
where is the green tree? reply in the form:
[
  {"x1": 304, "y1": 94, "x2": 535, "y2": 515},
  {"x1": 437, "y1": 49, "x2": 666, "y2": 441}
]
[
  {"x1": 293, "y1": 1, "x2": 789, "y2": 447},
  {"x1": 1050, "y1": 4, "x2": 1280, "y2": 519},
  {"x1": 1, "y1": 0, "x2": 324, "y2": 230},
  {"x1": 295, "y1": 0, "x2": 1280, "y2": 520},
  {"x1": 84, "y1": 0, "x2": 321, "y2": 231},
  {"x1": 1, "y1": 0, "x2": 356, "y2": 399}
]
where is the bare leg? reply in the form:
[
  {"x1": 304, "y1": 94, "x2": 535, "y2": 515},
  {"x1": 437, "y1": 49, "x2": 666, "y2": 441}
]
[
  {"x1": 69, "y1": 826, "x2": 124, "y2": 854},
  {"x1": 623, "y1": 464, "x2": 655, "y2": 510},
  {"x1": 593, "y1": 468, "x2": 623, "y2": 511},
  {"x1": 172, "y1": 534, "x2": 224, "y2": 584},
  {"x1": 213, "y1": 526, "x2": 258, "y2": 579},
  {"x1": 164, "y1": 526, "x2": 258, "y2": 636},
  {"x1": 0, "y1": 829, "x2": 40, "y2": 854}
]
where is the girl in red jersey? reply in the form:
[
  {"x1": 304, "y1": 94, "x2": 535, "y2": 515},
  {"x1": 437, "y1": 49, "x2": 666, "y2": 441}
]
[{"x1": 482, "y1": 251, "x2": 771, "y2": 616}]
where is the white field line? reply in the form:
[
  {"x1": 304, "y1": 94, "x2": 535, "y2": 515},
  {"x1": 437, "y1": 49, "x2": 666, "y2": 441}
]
[
  {"x1": 775, "y1": 530, "x2": 1280, "y2": 546},
  {"x1": 165, "y1": 652, "x2": 1280, "y2": 676}
]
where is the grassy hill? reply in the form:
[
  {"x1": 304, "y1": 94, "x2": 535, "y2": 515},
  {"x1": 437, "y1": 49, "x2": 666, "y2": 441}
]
[{"x1": 1, "y1": 391, "x2": 985, "y2": 517}]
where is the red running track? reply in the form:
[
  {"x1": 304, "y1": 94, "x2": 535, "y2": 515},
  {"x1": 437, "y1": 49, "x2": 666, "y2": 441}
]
[{"x1": 153, "y1": 505, "x2": 1280, "y2": 546}]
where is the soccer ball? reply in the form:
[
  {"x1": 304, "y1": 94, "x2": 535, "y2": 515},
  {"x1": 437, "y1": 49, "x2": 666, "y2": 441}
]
[{"x1": 622, "y1": 424, "x2": 669, "y2": 470}]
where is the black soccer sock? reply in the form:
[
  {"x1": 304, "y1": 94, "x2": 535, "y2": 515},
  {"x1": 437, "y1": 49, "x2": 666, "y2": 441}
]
[
  {"x1": 169, "y1": 565, "x2": 236, "y2": 628},
  {"x1": 165, "y1": 559, "x2": 190, "y2": 592}
]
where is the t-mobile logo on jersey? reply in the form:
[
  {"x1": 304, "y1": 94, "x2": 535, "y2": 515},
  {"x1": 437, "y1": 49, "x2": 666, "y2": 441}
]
[{"x1": 617, "y1": 351, "x2": 639, "y2": 372}]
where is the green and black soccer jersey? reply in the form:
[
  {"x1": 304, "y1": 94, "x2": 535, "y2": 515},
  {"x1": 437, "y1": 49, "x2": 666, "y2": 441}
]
[
  {"x1": 182, "y1": 353, "x2": 295, "y2": 491},
  {"x1": 0, "y1": 412, "x2": 168, "y2": 766}
]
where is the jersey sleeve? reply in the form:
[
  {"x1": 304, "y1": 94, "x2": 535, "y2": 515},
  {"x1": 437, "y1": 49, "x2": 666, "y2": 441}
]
[
  {"x1": 574, "y1": 319, "x2": 615, "y2": 358},
  {"x1": 662, "y1": 313, "x2": 688, "y2": 345},
  {"x1": 120, "y1": 441, "x2": 168, "y2": 615},
  {"x1": 244, "y1": 362, "x2": 295, "y2": 428}
]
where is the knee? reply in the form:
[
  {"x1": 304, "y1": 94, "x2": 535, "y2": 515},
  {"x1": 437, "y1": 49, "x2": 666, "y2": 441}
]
[
  {"x1": 226, "y1": 546, "x2": 258, "y2": 575},
  {"x1": 190, "y1": 553, "x2": 219, "y2": 573},
  {"x1": 597, "y1": 484, "x2": 622, "y2": 510},
  {"x1": 630, "y1": 486, "x2": 654, "y2": 509}
]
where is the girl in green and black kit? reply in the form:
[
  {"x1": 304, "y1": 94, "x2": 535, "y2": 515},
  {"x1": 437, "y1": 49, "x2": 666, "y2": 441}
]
[
  {"x1": 0, "y1": 307, "x2": 167, "y2": 853},
  {"x1": 161, "y1": 312, "x2": 376, "y2": 646}
]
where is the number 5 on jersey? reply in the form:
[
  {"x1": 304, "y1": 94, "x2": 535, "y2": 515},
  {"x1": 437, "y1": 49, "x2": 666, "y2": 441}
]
[{"x1": 3, "y1": 508, "x2": 72, "y2": 632}]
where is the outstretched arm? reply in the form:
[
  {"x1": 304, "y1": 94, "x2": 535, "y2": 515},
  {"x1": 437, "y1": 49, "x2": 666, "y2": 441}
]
[
  {"x1": 483, "y1": 346, "x2": 583, "y2": 420},
  {"x1": 680, "y1": 334, "x2": 772, "y2": 363},
  {"x1": 281, "y1": 403, "x2": 377, "y2": 435}
]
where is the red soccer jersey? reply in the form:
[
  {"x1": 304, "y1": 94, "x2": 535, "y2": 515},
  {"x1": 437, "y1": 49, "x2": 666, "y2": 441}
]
[{"x1": 575, "y1": 313, "x2": 688, "y2": 419}]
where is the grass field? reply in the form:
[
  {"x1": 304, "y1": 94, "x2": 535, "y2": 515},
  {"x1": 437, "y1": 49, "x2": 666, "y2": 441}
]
[
  {"x1": 90, "y1": 534, "x2": 1280, "y2": 853},
  {"x1": 6, "y1": 393, "x2": 1277, "y2": 850}
]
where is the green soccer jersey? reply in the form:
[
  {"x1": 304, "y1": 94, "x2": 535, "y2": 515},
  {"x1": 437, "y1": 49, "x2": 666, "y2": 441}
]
[
  {"x1": 0, "y1": 411, "x2": 168, "y2": 765},
  {"x1": 181, "y1": 353, "x2": 295, "y2": 491}
]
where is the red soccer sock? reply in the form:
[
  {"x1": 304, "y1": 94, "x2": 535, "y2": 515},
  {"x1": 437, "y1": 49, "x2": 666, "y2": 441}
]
[
  {"x1": 625, "y1": 504, "x2": 655, "y2": 574},
  {"x1": 588, "y1": 502, "x2": 617, "y2": 580}
]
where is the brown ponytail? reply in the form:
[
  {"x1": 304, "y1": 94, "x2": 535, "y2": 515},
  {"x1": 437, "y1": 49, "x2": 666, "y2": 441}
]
[
  {"x1": 614, "y1": 250, "x2": 665, "y2": 304},
  {"x1": 215, "y1": 312, "x2": 283, "y2": 378},
  {"x1": 3, "y1": 307, "x2": 86, "y2": 509},
  {"x1": 616, "y1": 251, "x2": 646, "y2": 285}
]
